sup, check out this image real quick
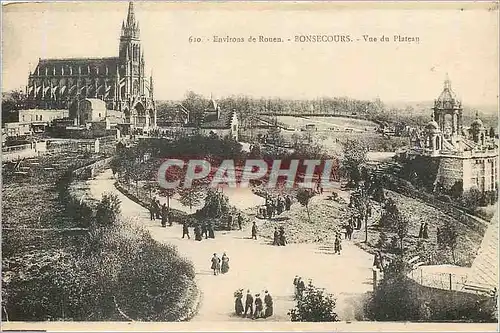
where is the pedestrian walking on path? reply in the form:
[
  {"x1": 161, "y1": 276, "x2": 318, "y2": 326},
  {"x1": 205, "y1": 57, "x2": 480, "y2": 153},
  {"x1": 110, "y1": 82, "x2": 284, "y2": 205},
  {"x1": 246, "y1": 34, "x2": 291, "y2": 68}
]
[
  {"x1": 334, "y1": 234, "x2": 342, "y2": 255},
  {"x1": 252, "y1": 221, "x2": 258, "y2": 240},
  {"x1": 221, "y1": 252, "x2": 230, "y2": 274},
  {"x1": 182, "y1": 221, "x2": 190, "y2": 239},
  {"x1": 237, "y1": 213, "x2": 243, "y2": 231},
  {"x1": 211, "y1": 253, "x2": 221, "y2": 276}
]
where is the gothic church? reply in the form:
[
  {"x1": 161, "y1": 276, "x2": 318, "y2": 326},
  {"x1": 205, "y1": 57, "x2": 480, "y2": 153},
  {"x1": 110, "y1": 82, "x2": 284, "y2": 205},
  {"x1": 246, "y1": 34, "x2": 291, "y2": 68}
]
[{"x1": 26, "y1": 2, "x2": 156, "y2": 130}]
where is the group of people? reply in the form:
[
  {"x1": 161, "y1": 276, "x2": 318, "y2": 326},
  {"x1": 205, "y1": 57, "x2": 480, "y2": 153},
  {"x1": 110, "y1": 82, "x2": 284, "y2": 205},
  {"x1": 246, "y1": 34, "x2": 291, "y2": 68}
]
[
  {"x1": 183, "y1": 220, "x2": 216, "y2": 241},
  {"x1": 150, "y1": 199, "x2": 171, "y2": 227},
  {"x1": 211, "y1": 252, "x2": 230, "y2": 275},
  {"x1": 293, "y1": 276, "x2": 307, "y2": 299},
  {"x1": 418, "y1": 222, "x2": 429, "y2": 239},
  {"x1": 272, "y1": 226, "x2": 287, "y2": 246},
  {"x1": 226, "y1": 213, "x2": 244, "y2": 231},
  {"x1": 342, "y1": 222, "x2": 354, "y2": 240},
  {"x1": 235, "y1": 289, "x2": 273, "y2": 319},
  {"x1": 259, "y1": 194, "x2": 292, "y2": 219}
]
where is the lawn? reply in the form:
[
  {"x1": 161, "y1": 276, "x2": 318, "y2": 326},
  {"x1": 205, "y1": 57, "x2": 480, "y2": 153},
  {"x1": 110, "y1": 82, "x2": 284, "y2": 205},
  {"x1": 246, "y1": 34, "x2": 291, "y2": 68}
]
[
  {"x1": 252, "y1": 189, "x2": 349, "y2": 244},
  {"x1": 357, "y1": 190, "x2": 485, "y2": 267},
  {"x1": 276, "y1": 116, "x2": 377, "y2": 131}
]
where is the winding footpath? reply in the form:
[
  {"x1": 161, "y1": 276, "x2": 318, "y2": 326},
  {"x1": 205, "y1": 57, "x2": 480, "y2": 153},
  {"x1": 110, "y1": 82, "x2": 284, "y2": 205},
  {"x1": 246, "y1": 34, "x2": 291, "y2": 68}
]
[{"x1": 86, "y1": 169, "x2": 374, "y2": 322}]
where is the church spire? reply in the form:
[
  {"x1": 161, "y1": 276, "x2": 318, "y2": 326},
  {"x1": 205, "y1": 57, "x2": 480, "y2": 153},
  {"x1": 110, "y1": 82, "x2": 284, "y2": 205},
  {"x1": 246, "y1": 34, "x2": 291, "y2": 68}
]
[
  {"x1": 126, "y1": 2, "x2": 136, "y2": 28},
  {"x1": 121, "y1": 2, "x2": 139, "y2": 39}
]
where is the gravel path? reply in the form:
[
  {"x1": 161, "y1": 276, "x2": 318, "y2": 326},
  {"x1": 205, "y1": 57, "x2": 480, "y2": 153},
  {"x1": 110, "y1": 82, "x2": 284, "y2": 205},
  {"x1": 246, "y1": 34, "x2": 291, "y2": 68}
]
[{"x1": 86, "y1": 169, "x2": 374, "y2": 322}]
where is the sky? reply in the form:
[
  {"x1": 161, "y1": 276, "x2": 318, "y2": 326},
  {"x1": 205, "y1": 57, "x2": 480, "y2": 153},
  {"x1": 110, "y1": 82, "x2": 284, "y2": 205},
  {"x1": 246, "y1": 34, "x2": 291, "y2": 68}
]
[{"x1": 2, "y1": 2, "x2": 499, "y2": 107}]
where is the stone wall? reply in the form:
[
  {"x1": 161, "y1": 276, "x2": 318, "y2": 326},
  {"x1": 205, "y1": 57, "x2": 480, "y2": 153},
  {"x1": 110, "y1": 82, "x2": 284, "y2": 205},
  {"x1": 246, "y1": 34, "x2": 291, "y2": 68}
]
[
  {"x1": 436, "y1": 157, "x2": 464, "y2": 190},
  {"x1": 406, "y1": 278, "x2": 496, "y2": 321},
  {"x1": 72, "y1": 157, "x2": 112, "y2": 180}
]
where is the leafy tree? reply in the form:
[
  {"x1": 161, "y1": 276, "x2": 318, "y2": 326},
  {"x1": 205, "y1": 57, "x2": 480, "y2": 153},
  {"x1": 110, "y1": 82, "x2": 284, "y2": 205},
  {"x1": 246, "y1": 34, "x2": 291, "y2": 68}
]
[
  {"x1": 291, "y1": 133, "x2": 301, "y2": 149},
  {"x1": 379, "y1": 198, "x2": 399, "y2": 228},
  {"x1": 438, "y1": 220, "x2": 459, "y2": 263},
  {"x1": 196, "y1": 189, "x2": 231, "y2": 220},
  {"x1": 267, "y1": 126, "x2": 283, "y2": 146},
  {"x1": 182, "y1": 91, "x2": 209, "y2": 128},
  {"x1": 449, "y1": 180, "x2": 463, "y2": 199},
  {"x1": 350, "y1": 189, "x2": 370, "y2": 242},
  {"x1": 461, "y1": 187, "x2": 482, "y2": 210},
  {"x1": 288, "y1": 280, "x2": 339, "y2": 322},
  {"x1": 394, "y1": 213, "x2": 410, "y2": 252},
  {"x1": 296, "y1": 188, "x2": 315, "y2": 223},
  {"x1": 372, "y1": 183, "x2": 386, "y2": 203},
  {"x1": 2, "y1": 89, "x2": 27, "y2": 124},
  {"x1": 178, "y1": 187, "x2": 206, "y2": 211},
  {"x1": 95, "y1": 193, "x2": 121, "y2": 227},
  {"x1": 341, "y1": 139, "x2": 368, "y2": 186}
]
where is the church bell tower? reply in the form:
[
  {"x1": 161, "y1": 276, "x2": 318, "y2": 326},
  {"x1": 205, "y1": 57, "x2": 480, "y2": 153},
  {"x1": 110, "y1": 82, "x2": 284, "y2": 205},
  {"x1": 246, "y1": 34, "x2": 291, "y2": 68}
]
[{"x1": 119, "y1": 2, "x2": 142, "y2": 99}]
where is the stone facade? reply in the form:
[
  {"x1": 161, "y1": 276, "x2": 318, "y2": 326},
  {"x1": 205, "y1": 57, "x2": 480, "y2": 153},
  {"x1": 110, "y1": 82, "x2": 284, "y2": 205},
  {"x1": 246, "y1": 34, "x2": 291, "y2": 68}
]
[
  {"x1": 25, "y1": 2, "x2": 156, "y2": 131},
  {"x1": 410, "y1": 76, "x2": 498, "y2": 193}
]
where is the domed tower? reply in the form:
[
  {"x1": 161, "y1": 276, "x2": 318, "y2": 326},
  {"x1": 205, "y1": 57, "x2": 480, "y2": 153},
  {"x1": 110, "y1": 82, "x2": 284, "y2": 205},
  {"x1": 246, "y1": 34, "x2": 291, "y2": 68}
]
[
  {"x1": 433, "y1": 74, "x2": 463, "y2": 139},
  {"x1": 470, "y1": 111, "x2": 486, "y2": 146}
]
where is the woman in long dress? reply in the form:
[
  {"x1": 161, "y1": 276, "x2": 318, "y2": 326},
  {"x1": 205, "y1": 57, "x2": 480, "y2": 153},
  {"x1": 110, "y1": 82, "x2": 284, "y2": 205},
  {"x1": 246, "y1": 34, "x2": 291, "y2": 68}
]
[
  {"x1": 254, "y1": 294, "x2": 263, "y2": 319},
  {"x1": 234, "y1": 289, "x2": 244, "y2": 316},
  {"x1": 194, "y1": 224, "x2": 202, "y2": 241},
  {"x1": 221, "y1": 252, "x2": 230, "y2": 274}
]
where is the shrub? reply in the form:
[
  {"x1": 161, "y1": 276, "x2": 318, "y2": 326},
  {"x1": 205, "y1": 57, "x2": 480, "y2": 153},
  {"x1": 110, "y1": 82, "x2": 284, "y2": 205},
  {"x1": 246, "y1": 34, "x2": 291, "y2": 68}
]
[
  {"x1": 389, "y1": 235, "x2": 400, "y2": 253},
  {"x1": 366, "y1": 256, "x2": 420, "y2": 321},
  {"x1": 3, "y1": 223, "x2": 197, "y2": 322},
  {"x1": 288, "y1": 281, "x2": 339, "y2": 322},
  {"x1": 94, "y1": 193, "x2": 121, "y2": 227},
  {"x1": 461, "y1": 187, "x2": 482, "y2": 210}
]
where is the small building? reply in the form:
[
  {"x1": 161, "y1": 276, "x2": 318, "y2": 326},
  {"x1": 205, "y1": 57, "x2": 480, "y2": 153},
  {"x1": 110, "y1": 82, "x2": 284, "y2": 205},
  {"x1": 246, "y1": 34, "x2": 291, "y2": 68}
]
[
  {"x1": 3, "y1": 122, "x2": 32, "y2": 137},
  {"x1": 157, "y1": 104, "x2": 190, "y2": 127},
  {"x1": 199, "y1": 99, "x2": 239, "y2": 141},
  {"x1": 305, "y1": 124, "x2": 316, "y2": 131}
]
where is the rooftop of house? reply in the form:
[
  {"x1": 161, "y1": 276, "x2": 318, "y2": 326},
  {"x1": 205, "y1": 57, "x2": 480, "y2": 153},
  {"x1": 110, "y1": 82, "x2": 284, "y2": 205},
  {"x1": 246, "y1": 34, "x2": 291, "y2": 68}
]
[{"x1": 200, "y1": 109, "x2": 236, "y2": 129}]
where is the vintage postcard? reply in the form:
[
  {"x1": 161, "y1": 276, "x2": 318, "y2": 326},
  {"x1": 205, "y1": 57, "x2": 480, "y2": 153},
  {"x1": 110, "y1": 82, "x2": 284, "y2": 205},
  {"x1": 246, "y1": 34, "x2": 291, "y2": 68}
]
[{"x1": 1, "y1": 1, "x2": 499, "y2": 332}]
